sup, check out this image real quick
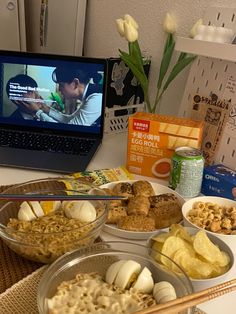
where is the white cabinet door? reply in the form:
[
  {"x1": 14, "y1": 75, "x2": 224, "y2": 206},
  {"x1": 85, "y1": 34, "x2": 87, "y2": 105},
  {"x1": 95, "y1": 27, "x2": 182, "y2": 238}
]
[
  {"x1": 0, "y1": 0, "x2": 26, "y2": 50},
  {"x1": 25, "y1": 0, "x2": 86, "y2": 55}
]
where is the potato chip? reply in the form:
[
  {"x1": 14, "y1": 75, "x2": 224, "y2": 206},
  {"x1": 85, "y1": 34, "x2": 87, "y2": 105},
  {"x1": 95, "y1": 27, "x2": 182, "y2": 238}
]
[
  {"x1": 216, "y1": 251, "x2": 231, "y2": 267},
  {"x1": 193, "y1": 230, "x2": 230, "y2": 266},
  {"x1": 181, "y1": 256, "x2": 214, "y2": 279},
  {"x1": 211, "y1": 264, "x2": 230, "y2": 277},
  {"x1": 152, "y1": 232, "x2": 169, "y2": 243},
  {"x1": 161, "y1": 236, "x2": 188, "y2": 267},
  {"x1": 151, "y1": 241, "x2": 163, "y2": 262},
  {"x1": 169, "y1": 224, "x2": 193, "y2": 243},
  {"x1": 172, "y1": 248, "x2": 195, "y2": 273}
]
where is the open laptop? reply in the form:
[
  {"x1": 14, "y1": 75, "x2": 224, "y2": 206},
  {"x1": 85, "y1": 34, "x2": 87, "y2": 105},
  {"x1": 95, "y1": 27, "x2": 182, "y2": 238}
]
[{"x1": 0, "y1": 50, "x2": 107, "y2": 173}]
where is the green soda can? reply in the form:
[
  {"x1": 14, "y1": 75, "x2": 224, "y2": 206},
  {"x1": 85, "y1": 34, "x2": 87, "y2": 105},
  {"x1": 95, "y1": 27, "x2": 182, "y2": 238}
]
[{"x1": 169, "y1": 147, "x2": 205, "y2": 198}]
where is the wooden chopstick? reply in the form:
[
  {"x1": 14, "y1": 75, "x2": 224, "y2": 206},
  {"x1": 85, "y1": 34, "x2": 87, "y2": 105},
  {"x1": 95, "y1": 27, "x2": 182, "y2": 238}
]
[
  {"x1": 134, "y1": 278, "x2": 236, "y2": 314},
  {"x1": 0, "y1": 194, "x2": 126, "y2": 201}
]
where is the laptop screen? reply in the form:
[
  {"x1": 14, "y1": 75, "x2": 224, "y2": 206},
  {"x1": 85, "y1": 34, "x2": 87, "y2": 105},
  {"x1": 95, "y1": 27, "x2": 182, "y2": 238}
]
[{"x1": 0, "y1": 51, "x2": 107, "y2": 138}]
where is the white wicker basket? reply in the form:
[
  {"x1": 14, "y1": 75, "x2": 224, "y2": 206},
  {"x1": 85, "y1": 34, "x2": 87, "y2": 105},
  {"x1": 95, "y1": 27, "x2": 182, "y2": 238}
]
[{"x1": 104, "y1": 103, "x2": 145, "y2": 134}]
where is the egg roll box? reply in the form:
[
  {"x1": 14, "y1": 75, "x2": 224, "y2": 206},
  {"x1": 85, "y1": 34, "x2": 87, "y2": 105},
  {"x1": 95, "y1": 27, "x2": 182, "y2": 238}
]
[{"x1": 126, "y1": 112, "x2": 204, "y2": 180}]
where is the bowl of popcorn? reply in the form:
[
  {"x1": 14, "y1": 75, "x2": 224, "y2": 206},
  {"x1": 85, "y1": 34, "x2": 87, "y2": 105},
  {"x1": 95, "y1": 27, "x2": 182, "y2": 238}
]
[
  {"x1": 147, "y1": 224, "x2": 234, "y2": 292},
  {"x1": 37, "y1": 241, "x2": 195, "y2": 314},
  {"x1": 0, "y1": 177, "x2": 108, "y2": 263},
  {"x1": 182, "y1": 196, "x2": 236, "y2": 253}
]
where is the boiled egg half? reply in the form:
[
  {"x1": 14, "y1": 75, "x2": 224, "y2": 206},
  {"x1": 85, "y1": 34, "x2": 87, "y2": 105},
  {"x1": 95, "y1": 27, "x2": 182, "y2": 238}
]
[
  {"x1": 40, "y1": 200, "x2": 61, "y2": 215},
  {"x1": 153, "y1": 281, "x2": 177, "y2": 303},
  {"x1": 18, "y1": 200, "x2": 61, "y2": 221},
  {"x1": 105, "y1": 260, "x2": 154, "y2": 293},
  {"x1": 63, "y1": 200, "x2": 97, "y2": 223},
  {"x1": 18, "y1": 201, "x2": 38, "y2": 221}
]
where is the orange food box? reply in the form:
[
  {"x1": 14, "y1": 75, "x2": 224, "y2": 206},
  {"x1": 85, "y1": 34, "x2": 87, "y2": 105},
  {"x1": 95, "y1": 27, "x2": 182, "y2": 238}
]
[{"x1": 126, "y1": 112, "x2": 204, "y2": 180}]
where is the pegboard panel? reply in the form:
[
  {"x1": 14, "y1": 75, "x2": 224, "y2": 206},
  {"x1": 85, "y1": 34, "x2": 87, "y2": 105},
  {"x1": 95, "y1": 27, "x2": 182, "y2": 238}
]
[
  {"x1": 203, "y1": 6, "x2": 236, "y2": 29},
  {"x1": 178, "y1": 6, "x2": 236, "y2": 170},
  {"x1": 217, "y1": 135, "x2": 236, "y2": 169},
  {"x1": 215, "y1": 101, "x2": 236, "y2": 170},
  {"x1": 179, "y1": 57, "x2": 236, "y2": 117}
]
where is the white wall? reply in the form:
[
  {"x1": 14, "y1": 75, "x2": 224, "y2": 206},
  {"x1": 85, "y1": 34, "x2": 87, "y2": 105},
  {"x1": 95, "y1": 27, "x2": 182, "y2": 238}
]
[{"x1": 84, "y1": 0, "x2": 236, "y2": 115}]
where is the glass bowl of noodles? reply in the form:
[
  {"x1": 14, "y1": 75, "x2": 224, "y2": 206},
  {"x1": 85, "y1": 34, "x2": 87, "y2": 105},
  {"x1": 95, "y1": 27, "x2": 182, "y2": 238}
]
[
  {"x1": 37, "y1": 241, "x2": 195, "y2": 314},
  {"x1": 0, "y1": 177, "x2": 108, "y2": 263}
]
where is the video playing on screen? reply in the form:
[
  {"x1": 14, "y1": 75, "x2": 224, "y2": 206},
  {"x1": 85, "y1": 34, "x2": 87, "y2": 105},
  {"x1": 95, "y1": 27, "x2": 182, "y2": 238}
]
[{"x1": 0, "y1": 54, "x2": 105, "y2": 134}]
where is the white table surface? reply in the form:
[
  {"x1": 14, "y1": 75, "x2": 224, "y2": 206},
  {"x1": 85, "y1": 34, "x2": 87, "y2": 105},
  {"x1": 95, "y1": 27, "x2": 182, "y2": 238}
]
[{"x1": 0, "y1": 132, "x2": 235, "y2": 314}]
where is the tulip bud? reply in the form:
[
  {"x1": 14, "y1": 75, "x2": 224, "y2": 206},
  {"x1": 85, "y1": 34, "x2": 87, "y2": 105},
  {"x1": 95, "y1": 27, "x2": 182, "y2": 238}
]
[
  {"x1": 124, "y1": 21, "x2": 139, "y2": 42},
  {"x1": 190, "y1": 18, "x2": 203, "y2": 38},
  {"x1": 163, "y1": 13, "x2": 176, "y2": 34},
  {"x1": 124, "y1": 14, "x2": 139, "y2": 30},
  {"x1": 116, "y1": 18, "x2": 125, "y2": 37}
]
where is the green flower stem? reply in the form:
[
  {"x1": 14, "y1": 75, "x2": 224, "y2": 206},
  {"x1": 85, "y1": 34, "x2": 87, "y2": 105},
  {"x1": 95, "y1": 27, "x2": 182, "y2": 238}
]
[
  {"x1": 157, "y1": 34, "x2": 175, "y2": 90},
  {"x1": 152, "y1": 54, "x2": 197, "y2": 113},
  {"x1": 153, "y1": 88, "x2": 165, "y2": 113},
  {"x1": 144, "y1": 90, "x2": 152, "y2": 113}
]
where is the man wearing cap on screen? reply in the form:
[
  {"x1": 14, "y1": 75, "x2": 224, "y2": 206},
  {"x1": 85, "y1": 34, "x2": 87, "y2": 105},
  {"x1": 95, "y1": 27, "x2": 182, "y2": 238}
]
[{"x1": 20, "y1": 65, "x2": 103, "y2": 126}]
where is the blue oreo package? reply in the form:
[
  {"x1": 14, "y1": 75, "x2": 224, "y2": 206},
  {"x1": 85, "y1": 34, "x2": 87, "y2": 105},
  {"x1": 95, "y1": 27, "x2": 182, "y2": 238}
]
[{"x1": 201, "y1": 164, "x2": 236, "y2": 200}]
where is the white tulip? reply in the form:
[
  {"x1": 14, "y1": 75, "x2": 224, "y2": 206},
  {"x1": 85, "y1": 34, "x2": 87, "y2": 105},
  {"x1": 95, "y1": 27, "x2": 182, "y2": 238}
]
[
  {"x1": 116, "y1": 18, "x2": 125, "y2": 37},
  {"x1": 190, "y1": 18, "x2": 203, "y2": 38},
  {"x1": 124, "y1": 21, "x2": 139, "y2": 42},
  {"x1": 163, "y1": 13, "x2": 176, "y2": 34},
  {"x1": 116, "y1": 15, "x2": 139, "y2": 42},
  {"x1": 124, "y1": 14, "x2": 139, "y2": 30}
]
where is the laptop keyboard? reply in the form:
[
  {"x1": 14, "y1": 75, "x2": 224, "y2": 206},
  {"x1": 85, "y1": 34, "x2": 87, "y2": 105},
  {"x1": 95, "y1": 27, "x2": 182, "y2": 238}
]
[{"x1": 0, "y1": 129, "x2": 96, "y2": 155}]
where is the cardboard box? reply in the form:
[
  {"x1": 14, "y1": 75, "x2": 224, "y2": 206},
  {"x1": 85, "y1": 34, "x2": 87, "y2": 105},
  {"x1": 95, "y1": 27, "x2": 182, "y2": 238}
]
[
  {"x1": 201, "y1": 164, "x2": 236, "y2": 200},
  {"x1": 126, "y1": 112, "x2": 204, "y2": 180}
]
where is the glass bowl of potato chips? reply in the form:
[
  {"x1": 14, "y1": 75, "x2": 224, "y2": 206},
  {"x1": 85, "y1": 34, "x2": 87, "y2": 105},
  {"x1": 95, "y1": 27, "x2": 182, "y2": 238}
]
[{"x1": 147, "y1": 224, "x2": 234, "y2": 291}]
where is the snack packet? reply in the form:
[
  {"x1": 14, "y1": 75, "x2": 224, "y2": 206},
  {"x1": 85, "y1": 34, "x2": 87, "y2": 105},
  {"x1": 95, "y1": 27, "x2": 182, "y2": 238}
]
[{"x1": 62, "y1": 166, "x2": 134, "y2": 190}]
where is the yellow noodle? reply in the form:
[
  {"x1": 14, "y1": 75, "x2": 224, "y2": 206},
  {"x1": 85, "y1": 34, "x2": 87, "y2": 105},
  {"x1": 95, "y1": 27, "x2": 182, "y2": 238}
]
[
  {"x1": 47, "y1": 272, "x2": 156, "y2": 314},
  {"x1": 6, "y1": 210, "x2": 102, "y2": 263}
]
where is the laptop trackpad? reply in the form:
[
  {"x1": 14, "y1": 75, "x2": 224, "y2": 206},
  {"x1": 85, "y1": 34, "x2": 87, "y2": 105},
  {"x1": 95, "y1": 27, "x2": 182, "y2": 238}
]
[{"x1": 0, "y1": 147, "x2": 93, "y2": 173}]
